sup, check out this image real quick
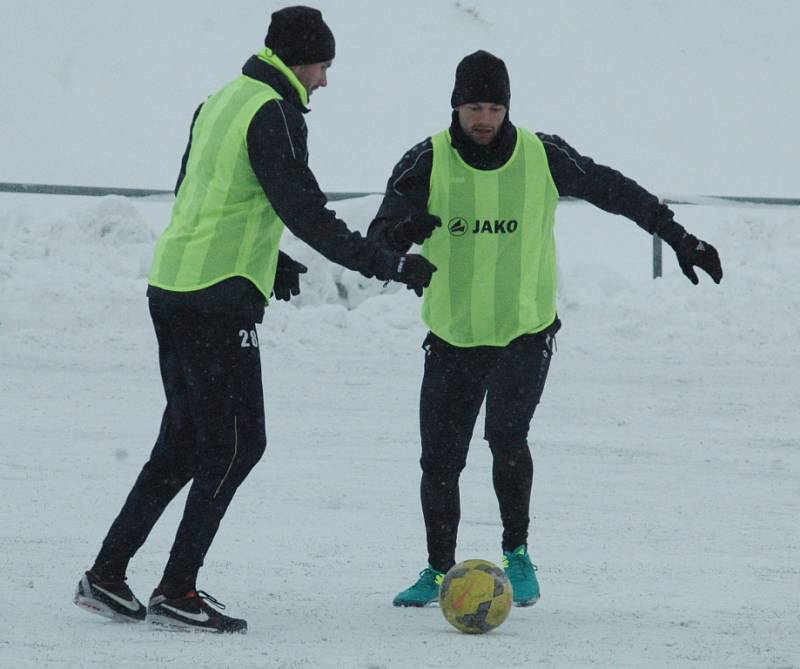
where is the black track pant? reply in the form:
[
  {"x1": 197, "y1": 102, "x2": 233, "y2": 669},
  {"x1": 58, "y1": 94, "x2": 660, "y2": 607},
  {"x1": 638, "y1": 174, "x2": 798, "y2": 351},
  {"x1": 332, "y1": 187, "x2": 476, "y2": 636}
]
[
  {"x1": 419, "y1": 320, "x2": 558, "y2": 573},
  {"x1": 92, "y1": 300, "x2": 266, "y2": 594}
]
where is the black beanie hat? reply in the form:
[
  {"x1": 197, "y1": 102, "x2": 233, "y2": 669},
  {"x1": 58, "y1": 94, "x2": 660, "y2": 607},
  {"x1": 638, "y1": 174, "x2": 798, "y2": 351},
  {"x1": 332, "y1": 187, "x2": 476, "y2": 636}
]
[
  {"x1": 450, "y1": 50, "x2": 510, "y2": 108},
  {"x1": 265, "y1": 6, "x2": 335, "y2": 66}
]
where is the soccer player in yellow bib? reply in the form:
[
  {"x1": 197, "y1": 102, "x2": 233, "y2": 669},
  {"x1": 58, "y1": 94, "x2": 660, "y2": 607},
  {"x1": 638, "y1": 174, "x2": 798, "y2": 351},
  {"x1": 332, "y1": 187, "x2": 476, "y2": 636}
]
[
  {"x1": 73, "y1": 6, "x2": 435, "y2": 634},
  {"x1": 368, "y1": 50, "x2": 722, "y2": 608}
]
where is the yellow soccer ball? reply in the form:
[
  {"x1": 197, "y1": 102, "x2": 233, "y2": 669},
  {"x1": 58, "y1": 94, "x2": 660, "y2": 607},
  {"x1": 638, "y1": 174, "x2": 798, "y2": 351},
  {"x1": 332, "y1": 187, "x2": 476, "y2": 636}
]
[{"x1": 439, "y1": 559, "x2": 513, "y2": 634}]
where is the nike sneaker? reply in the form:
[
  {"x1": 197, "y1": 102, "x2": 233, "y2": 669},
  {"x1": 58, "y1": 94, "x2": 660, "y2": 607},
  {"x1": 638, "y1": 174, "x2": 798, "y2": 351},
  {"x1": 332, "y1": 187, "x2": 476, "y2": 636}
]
[
  {"x1": 147, "y1": 588, "x2": 247, "y2": 634},
  {"x1": 392, "y1": 566, "x2": 445, "y2": 607},
  {"x1": 502, "y1": 544, "x2": 540, "y2": 607},
  {"x1": 73, "y1": 571, "x2": 146, "y2": 622}
]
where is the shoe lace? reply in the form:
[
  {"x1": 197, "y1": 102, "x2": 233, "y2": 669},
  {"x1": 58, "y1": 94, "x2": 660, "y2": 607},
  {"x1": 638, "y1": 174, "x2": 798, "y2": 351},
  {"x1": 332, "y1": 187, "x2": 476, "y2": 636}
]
[
  {"x1": 417, "y1": 567, "x2": 444, "y2": 587},
  {"x1": 89, "y1": 572, "x2": 133, "y2": 595},
  {"x1": 194, "y1": 590, "x2": 226, "y2": 610},
  {"x1": 503, "y1": 550, "x2": 537, "y2": 582}
]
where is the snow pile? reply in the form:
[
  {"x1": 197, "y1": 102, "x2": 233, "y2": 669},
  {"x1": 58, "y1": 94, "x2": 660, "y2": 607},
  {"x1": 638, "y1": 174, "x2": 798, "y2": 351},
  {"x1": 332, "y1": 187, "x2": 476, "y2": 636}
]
[
  {"x1": 3, "y1": 194, "x2": 799, "y2": 362},
  {"x1": 1, "y1": 196, "x2": 154, "y2": 342}
]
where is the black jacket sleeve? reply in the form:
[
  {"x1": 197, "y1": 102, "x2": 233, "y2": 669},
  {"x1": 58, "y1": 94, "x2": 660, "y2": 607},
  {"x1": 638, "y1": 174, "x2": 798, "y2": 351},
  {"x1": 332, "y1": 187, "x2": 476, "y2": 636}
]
[
  {"x1": 367, "y1": 138, "x2": 434, "y2": 253},
  {"x1": 175, "y1": 103, "x2": 204, "y2": 195},
  {"x1": 538, "y1": 133, "x2": 686, "y2": 247},
  {"x1": 246, "y1": 99, "x2": 396, "y2": 277},
  {"x1": 369, "y1": 131, "x2": 688, "y2": 252}
]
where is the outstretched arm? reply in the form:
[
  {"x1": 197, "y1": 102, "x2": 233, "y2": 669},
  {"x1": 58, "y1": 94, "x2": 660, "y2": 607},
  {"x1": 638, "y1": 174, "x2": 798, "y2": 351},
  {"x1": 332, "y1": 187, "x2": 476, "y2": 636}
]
[
  {"x1": 540, "y1": 133, "x2": 722, "y2": 284},
  {"x1": 246, "y1": 100, "x2": 436, "y2": 293}
]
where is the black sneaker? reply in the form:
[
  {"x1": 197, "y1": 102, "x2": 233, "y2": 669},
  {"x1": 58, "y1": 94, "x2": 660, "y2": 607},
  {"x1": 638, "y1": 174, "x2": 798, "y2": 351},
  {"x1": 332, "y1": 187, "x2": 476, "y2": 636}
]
[
  {"x1": 147, "y1": 589, "x2": 247, "y2": 634},
  {"x1": 73, "y1": 571, "x2": 146, "y2": 622}
]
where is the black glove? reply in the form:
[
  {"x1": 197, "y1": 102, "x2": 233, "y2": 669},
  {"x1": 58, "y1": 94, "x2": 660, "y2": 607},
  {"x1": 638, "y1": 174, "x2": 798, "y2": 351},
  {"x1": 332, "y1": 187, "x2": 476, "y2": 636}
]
[
  {"x1": 391, "y1": 213, "x2": 442, "y2": 246},
  {"x1": 673, "y1": 233, "x2": 723, "y2": 285},
  {"x1": 271, "y1": 251, "x2": 308, "y2": 301},
  {"x1": 392, "y1": 254, "x2": 437, "y2": 297}
]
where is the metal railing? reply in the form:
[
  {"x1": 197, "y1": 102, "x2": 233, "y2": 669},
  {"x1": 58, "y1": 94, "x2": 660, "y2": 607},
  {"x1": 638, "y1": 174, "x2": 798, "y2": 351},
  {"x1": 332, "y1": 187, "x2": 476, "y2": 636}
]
[
  {"x1": 0, "y1": 181, "x2": 378, "y2": 202},
  {"x1": 3, "y1": 182, "x2": 797, "y2": 278}
]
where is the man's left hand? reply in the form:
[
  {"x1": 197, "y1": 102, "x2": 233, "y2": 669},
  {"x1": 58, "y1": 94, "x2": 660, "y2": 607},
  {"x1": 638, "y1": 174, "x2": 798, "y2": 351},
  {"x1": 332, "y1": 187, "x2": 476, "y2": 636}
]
[{"x1": 674, "y1": 234, "x2": 723, "y2": 285}]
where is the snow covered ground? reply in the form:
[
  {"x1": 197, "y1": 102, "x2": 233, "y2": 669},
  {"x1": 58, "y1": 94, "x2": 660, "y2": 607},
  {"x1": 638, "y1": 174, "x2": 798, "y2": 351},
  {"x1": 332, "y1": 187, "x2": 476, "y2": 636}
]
[{"x1": 1, "y1": 192, "x2": 798, "y2": 668}]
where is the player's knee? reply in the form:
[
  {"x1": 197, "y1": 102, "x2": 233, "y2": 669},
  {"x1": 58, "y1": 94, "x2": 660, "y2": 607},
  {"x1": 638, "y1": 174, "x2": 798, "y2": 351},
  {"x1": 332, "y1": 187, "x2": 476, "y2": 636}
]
[
  {"x1": 240, "y1": 432, "x2": 266, "y2": 472},
  {"x1": 487, "y1": 433, "x2": 529, "y2": 454},
  {"x1": 420, "y1": 455, "x2": 467, "y2": 479}
]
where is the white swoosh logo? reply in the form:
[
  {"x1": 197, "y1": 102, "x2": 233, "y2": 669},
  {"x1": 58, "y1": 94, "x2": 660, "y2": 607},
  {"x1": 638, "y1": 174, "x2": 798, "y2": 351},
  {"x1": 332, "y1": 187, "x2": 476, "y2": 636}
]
[
  {"x1": 161, "y1": 603, "x2": 210, "y2": 623},
  {"x1": 93, "y1": 584, "x2": 141, "y2": 612}
]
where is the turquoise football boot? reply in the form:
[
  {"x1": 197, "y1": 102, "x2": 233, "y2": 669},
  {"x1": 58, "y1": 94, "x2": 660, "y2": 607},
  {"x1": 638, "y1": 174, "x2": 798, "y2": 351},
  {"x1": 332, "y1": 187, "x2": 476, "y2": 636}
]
[
  {"x1": 392, "y1": 566, "x2": 445, "y2": 607},
  {"x1": 502, "y1": 545, "x2": 540, "y2": 607}
]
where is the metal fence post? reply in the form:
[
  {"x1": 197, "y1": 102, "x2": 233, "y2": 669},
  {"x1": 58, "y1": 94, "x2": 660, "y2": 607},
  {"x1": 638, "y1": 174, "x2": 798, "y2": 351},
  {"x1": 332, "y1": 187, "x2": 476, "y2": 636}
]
[{"x1": 653, "y1": 235, "x2": 663, "y2": 279}]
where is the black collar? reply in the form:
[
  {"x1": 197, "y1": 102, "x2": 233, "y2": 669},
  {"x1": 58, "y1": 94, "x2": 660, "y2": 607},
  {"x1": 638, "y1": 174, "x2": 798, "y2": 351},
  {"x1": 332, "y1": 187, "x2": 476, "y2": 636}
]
[
  {"x1": 241, "y1": 55, "x2": 309, "y2": 114},
  {"x1": 449, "y1": 111, "x2": 517, "y2": 170}
]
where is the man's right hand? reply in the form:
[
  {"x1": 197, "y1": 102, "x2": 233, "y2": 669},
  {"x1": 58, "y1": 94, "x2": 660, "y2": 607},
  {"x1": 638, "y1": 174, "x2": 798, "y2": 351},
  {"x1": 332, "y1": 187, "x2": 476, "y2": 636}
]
[
  {"x1": 393, "y1": 254, "x2": 437, "y2": 296},
  {"x1": 391, "y1": 213, "x2": 442, "y2": 246}
]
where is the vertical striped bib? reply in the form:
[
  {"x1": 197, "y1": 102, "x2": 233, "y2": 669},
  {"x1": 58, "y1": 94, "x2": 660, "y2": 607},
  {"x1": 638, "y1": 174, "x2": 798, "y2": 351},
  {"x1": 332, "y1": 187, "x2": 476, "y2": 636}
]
[{"x1": 422, "y1": 128, "x2": 559, "y2": 346}]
